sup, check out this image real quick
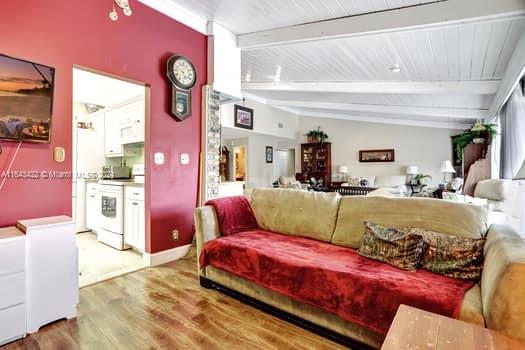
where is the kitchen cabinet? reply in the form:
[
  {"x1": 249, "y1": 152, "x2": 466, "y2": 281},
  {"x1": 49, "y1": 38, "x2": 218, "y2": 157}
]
[
  {"x1": 124, "y1": 186, "x2": 145, "y2": 252},
  {"x1": 119, "y1": 99, "x2": 145, "y2": 145},
  {"x1": 85, "y1": 182, "x2": 99, "y2": 232},
  {"x1": 104, "y1": 109, "x2": 123, "y2": 157},
  {"x1": 104, "y1": 98, "x2": 145, "y2": 157}
]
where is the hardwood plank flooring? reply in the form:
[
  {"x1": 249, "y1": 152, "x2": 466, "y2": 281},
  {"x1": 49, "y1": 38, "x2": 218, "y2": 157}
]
[{"x1": 4, "y1": 258, "x2": 345, "y2": 350}]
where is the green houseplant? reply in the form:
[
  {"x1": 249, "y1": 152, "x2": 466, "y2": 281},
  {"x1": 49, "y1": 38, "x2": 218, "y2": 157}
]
[
  {"x1": 304, "y1": 127, "x2": 329, "y2": 143},
  {"x1": 451, "y1": 122, "x2": 498, "y2": 163},
  {"x1": 413, "y1": 173, "x2": 432, "y2": 185}
]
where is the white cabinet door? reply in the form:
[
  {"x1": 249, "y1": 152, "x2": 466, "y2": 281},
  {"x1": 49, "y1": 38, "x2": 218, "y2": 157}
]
[
  {"x1": 124, "y1": 198, "x2": 137, "y2": 248},
  {"x1": 119, "y1": 100, "x2": 145, "y2": 145},
  {"x1": 104, "y1": 110, "x2": 123, "y2": 157},
  {"x1": 136, "y1": 200, "x2": 145, "y2": 251},
  {"x1": 124, "y1": 187, "x2": 145, "y2": 252},
  {"x1": 85, "y1": 184, "x2": 99, "y2": 231}
]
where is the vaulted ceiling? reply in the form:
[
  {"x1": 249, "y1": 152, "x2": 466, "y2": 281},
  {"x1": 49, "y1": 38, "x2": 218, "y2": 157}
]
[
  {"x1": 147, "y1": 0, "x2": 525, "y2": 129},
  {"x1": 160, "y1": 0, "x2": 441, "y2": 34}
]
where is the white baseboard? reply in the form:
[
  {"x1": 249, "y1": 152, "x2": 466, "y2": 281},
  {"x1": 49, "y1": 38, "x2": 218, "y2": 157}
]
[{"x1": 143, "y1": 244, "x2": 192, "y2": 267}]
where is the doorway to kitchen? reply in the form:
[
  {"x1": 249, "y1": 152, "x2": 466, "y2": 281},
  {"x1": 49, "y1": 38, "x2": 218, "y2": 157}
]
[{"x1": 72, "y1": 66, "x2": 148, "y2": 287}]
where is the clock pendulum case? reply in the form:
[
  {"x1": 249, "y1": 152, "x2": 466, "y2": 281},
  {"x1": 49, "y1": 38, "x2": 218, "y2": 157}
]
[{"x1": 166, "y1": 54, "x2": 197, "y2": 121}]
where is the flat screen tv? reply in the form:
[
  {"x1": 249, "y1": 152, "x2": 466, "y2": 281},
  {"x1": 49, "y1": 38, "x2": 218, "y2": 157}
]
[{"x1": 0, "y1": 54, "x2": 55, "y2": 143}]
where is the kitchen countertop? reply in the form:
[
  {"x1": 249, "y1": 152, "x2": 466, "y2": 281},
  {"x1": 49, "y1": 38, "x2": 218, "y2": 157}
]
[{"x1": 98, "y1": 180, "x2": 144, "y2": 186}]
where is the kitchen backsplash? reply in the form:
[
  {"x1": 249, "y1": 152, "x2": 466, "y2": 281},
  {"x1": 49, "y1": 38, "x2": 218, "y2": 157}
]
[{"x1": 105, "y1": 144, "x2": 144, "y2": 169}]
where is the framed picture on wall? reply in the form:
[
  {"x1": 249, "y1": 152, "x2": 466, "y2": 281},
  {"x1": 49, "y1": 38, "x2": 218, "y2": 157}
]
[
  {"x1": 359, "y1": 149, "x2": 395, "y2": 163},
  {"x1": 266, "y1": 146, "x2": 273, "y2": 163},
  {"x1": 234, "y1": 104, "x2": 254, "y2": 130}
]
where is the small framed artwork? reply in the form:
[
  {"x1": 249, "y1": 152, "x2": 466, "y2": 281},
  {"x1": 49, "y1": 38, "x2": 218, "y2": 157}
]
[
  {"x1": 234, "y1": 104, "x2": 254, "y2": 130},
  {"x1": 359, "y1": 149, "x2": 395, "y2": 163},
  {"x1": 265, "y1": 146, "x2": 273, "y2": 163}
]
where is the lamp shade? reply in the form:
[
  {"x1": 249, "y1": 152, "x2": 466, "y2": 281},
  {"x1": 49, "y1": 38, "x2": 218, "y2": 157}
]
[
  {"x1": 440, "y1": 160, "x2": 456, "y2": 174},
  {"x1": 406, "y1": 165, "x2": 419, "y2": 175},
  {"x1": 337, "y1": 165, "x2": 349, "y2": 174},
  {"x1": 514, "y1": 158, "x2": 525, "y2": 180}
]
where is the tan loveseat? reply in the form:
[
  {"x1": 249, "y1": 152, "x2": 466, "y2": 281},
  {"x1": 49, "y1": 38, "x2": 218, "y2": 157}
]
[{"x1": 195, "y1": 189, "x2": 525, "y2": 348}]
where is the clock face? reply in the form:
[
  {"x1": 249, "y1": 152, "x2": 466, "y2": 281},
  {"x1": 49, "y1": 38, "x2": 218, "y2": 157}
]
[{"x1": 167, "y1": 55, "x2": 196, "y2": 90}]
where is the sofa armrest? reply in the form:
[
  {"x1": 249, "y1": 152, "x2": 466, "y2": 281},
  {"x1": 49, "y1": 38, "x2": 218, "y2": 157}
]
[
  {"x1": 194, "y1": 206, "x2": 221, "y2": 273},
  {"x1": 481, "y1": 224, "x2": 525, "y2": 341}
]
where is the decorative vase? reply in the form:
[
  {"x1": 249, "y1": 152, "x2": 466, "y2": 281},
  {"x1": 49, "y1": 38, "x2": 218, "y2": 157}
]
[{"x1": 473, "y1": 138, "x2": 485, "y2": 144}]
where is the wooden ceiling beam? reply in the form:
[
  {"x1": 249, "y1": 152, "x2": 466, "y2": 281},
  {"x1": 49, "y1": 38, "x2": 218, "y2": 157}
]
[
  {"x1": 238, "y1": 0, "x2": 525, "y2": 49},
  {"x1": 276, "y1": 108, "x2": 472, "y2": 130},
  {"x1": 242, "y1": 81, "x2": 500, "y2": 95},
  {"x1": 265, "y1": 100, "x2": 487, "y2": 119}
]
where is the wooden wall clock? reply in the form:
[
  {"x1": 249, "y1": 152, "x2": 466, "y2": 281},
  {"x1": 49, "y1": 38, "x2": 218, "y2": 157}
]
[{"x1": 166, "y1": 54, "x2": 196, "y2": 121}]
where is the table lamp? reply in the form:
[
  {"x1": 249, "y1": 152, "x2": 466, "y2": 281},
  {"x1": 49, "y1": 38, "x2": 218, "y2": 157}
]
[
  {"x1": 406, "y1": 165, "x2": 418, "y2": 184},
  {"x1": 440, "y1": 160, "x2": 456, "y2": 184}
]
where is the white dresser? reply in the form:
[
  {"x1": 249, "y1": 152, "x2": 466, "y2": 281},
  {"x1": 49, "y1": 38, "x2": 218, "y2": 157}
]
[
  {"x1": 17, "y1": 216, "x2": 79, "y2": 334},
  {"x1": 0, "y1": 227, "x2": 26, "y2": 346}
]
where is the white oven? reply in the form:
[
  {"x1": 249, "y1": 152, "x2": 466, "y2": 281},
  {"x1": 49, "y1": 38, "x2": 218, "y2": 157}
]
[{"x1": 98, "y1": 183, "x2": 126, "y2": 249}]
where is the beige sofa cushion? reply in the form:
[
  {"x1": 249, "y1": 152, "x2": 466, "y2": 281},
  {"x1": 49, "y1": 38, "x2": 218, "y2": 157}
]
[
  {"x1": 481, "y1": 224, "x2": 525, "y2": 341},
  {"x1": 374, "y1": 175, "x2": 406, "y2": 188},
  {"x1": 251, "y1": 188, "x2": 341, "y2": 242},
  {"x1": 332, "y1": 197, "x2": 488, "y2": 248},
  {"x1": 474, "y1": 179, "x2": 515, "y2": 201}
]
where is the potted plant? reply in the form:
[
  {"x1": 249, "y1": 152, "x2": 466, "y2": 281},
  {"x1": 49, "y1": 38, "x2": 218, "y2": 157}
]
[
  {"x1": 305, "y1": 129, "x2": 318, "y2": 143},
  {"x1": 452, "y1": 122, "x2": 498, "y2": 163},
  {"x1": 304, "y1": 127, "x2": 329, "y2": 143},
  {"x1": 413, "y1": 173, "x2": 432, "y2": 185}
]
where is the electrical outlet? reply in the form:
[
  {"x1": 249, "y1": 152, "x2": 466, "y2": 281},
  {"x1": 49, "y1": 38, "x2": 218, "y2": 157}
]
[{"x1": 172, "y1": 229, "x2": 179, "y2": 241}]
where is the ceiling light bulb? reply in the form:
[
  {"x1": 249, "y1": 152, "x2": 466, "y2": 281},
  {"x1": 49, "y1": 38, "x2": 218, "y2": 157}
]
[
  {"x1": 115, "y1": 0, "x2": 129, "y2": 9},
  {"x1": 123, "y1": 7, "x2": 132, "y2": 16},
  {"x1": 109, "y1": 9, "x2": 118, "y2": 21},
  {"x1": 389, "y1": 65, "x2": 401, "y2": 73}
]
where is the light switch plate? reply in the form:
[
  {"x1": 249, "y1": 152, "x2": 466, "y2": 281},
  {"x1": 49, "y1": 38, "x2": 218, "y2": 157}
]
[
  {"x1": 180, "y1": 153, "x2": 189, "y2": 165},
  {"x1": 154, "y1": 152, "x2": 165, "y2": 165}
]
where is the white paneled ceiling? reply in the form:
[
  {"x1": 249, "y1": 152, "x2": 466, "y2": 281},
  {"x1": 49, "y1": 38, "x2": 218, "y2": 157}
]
[
  {"x1": 148, "y1": 0, "x2": 525, "y2": 128},
  {"x1": 242, "y1": 18, "x2": 525, "y2": 82},
  {"x1": 166, "y1": 0, "x2": 440, "y2": 34}
]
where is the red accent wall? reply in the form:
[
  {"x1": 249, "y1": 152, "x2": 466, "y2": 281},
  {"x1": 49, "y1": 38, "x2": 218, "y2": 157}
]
[{"x1": 0, "y1": 0, "x2": 206, "y2": 253}]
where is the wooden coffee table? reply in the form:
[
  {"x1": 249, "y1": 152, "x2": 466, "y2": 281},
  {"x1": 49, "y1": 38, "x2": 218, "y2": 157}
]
[{"x1": 382, "y1": 304, "x2": 525, "y2": 350}]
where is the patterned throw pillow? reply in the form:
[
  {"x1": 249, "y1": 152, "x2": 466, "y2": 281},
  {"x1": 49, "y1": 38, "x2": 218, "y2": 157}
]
[
  {"x1": 407, "y1": 228, "x2": 485, "y2": 280},
  {"x1": 358, "y1": 222, "x2": 427, "y2": 271}
]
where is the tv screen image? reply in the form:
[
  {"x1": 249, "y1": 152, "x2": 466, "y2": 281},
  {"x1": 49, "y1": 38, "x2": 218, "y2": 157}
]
[{"x1": 0, "y1": 54, "x2": 55, "y2": 143}]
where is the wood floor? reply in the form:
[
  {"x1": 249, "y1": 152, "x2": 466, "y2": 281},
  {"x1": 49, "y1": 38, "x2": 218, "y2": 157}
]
[{"x1": 4, "y1": 258, "x2": 345, "y2": 350}]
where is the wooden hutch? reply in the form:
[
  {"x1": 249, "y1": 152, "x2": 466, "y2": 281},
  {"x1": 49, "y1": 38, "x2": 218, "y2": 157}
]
[{"x1": 298, "y1": 142, "x2": 332, "y2": 186}]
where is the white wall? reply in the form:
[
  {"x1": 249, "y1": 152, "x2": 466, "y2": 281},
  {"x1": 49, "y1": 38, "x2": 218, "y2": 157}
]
[
  {"x1": 296, "y1": 116, "x2": 461, "y2": 186},
  {"x1": 247, "y1": 134, "x2": 280, "y2": 188},
  {"x1": 221, "y1": 99, "x2": 299, "y2": 140},
  {"x1": 220, "y1": 99, "x2": 300, "y2": 188}
]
